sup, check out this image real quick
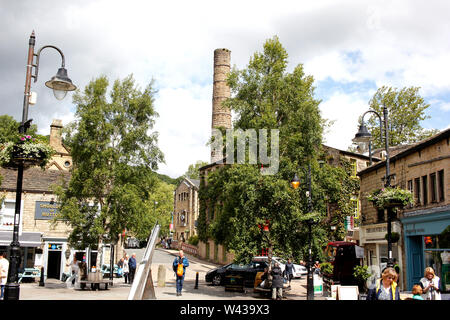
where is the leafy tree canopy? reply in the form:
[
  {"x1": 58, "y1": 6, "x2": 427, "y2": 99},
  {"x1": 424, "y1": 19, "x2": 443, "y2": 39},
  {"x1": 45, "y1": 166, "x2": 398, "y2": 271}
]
[
  {"x1": 54, "y1": 74, "x2": 165, "y2": 259},
  {"x1": 365, "y1": 86, "x2": 439, "y2": 149},
  {"x1": 199, "y1": 37, "x2": 359, "y2": 263}
]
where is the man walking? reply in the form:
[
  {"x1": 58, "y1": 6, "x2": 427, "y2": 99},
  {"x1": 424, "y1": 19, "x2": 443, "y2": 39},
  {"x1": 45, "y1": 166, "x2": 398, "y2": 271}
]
[
  {"x1": 0, "y1": 252, "x2": 9, "y2": 300},
  {"x1": 173, "y1": 250, "x2": 189, "y2": 296},
  {"x1": 128, "y1": 253, "x2": 137, "y2": 284},
  {"x1": 284, "y1": 258, "x2": 294, "y2": 286}
]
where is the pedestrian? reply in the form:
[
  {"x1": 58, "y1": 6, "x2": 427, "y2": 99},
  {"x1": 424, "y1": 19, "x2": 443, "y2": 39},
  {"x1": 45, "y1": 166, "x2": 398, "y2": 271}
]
[
  {"x1": 123, "y1": 255, "x2": 130, "y2": 284},
  {"x1": 66, "y1": 254, "x2": 80, "y2": 289},
  {"x1": 313, "y1": 260, "x2": 321, "y2": 274},
  {"x1": 117, "y1": 257, "x2": 124, "y2": 278},
  {"x1": 412, "y1": 284, "x2": 424, "y2": 300},
  {"x1": 172, "y1": 250, "x2": 189, "y2": 296},
  {"x1": 366, "y1": 267, "x2": 400, "y2": 300},
  {"x1": 284, "y1": 259, "x2": 294, "y2": 286},
  {"x1": 0, "y1": 251, "x2": 9, "y2": 300},
  {"x1": 128, "y1": 253, "x2": 137, "y2": 284},
  {"x1": 420, "y1": 267, "x2": 441, "y2": 300},
  {"x1": 271, "y1": 262, "x2": 283, "y2": 300}
]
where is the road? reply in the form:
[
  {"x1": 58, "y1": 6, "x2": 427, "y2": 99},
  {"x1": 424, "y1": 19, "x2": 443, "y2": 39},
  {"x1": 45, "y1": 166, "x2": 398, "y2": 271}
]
[{"x1": 17, "y1": 248, "x2": 310, "y2": 300}]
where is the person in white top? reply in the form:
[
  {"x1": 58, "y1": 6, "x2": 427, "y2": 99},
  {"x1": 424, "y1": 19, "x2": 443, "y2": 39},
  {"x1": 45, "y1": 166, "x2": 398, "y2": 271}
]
[
  {"x1": 123, "y1": 255, "x2": 130, "y2": 284},
  {"x1": 420, "y1": 267, "x2": 441, "y2": 300},
  {"x1": 0, "y1": 252, "x2": 9, "y2": 300},
  {"x1": 66, "y1": 254, "x2": 80, "y2": 289}
]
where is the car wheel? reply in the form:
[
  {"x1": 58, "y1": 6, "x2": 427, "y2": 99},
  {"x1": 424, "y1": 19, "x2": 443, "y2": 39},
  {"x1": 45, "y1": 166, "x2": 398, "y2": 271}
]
[{"x1": 212, "y1": 274, "x2": 222, "y2": 286}]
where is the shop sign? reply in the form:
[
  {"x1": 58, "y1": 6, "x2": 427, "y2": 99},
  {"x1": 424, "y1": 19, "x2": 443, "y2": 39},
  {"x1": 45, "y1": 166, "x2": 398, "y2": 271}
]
[{"x1": 35, "y1": 201, "x2": 61, "y2": 220}]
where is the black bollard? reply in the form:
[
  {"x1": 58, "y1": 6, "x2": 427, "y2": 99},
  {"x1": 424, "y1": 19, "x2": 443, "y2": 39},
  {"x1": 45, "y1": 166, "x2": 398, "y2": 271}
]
[
  {"x1": 39, "y1": 266, "x2": 45, "y2": 287},
  {"x1": 194, "y1": 272, "x2": 199, "y2": 289}
]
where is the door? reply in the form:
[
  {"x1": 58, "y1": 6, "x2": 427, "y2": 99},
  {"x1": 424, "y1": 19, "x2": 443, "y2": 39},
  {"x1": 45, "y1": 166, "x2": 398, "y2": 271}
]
[
  {"x1": 47, "y1": 251, "x2": 62, "y2": 279},
  {"x1": 407, "y1": 236, "x2": 423, "y2": 290}
]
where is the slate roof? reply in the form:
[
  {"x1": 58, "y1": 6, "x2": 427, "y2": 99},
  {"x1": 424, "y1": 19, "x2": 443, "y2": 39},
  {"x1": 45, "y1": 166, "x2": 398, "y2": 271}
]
[{"x1": 0, "y1": 167, "x2": 71, "y2": 193}]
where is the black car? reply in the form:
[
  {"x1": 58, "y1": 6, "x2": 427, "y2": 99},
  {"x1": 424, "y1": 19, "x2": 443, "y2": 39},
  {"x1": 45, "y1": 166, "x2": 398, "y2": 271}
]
[
  {"x1": 224, "y1": 260, "x2": 269, "y2": 287},
  {"x1": 205, "y1": 263, "x2": 233, "y2": 286}
]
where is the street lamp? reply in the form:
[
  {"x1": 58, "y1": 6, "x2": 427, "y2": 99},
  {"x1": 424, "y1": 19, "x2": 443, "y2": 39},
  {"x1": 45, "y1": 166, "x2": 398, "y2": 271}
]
[
  {"x1": 290, "y1": 162, "x2": 314, "y2": 300},
  {"x1": 353, "y1": 105, "x2": 394, "y2": 268},
  {"x1": 4, "y1": 31, "x2": 76, "y2": 300}
]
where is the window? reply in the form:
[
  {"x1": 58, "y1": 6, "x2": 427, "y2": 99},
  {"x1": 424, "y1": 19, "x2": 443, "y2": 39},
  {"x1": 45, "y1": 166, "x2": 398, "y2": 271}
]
[
  {"x1": 422, "y1": 175, "x2": 428, "y2": 205},
  {"x1": 414, "y1": 178, "x2": 421, "y2": 205},
  {"x1": 350, "y1": 159, "x2": 357, "y2": 177},
  {"x1": 407, "y1": 180, "x2": 413, "y2": 192},
  {"x1": 430, "y1": 173, "x2": 437, "y2": 203},
  {"x1": 0, "y1": 201, "x2": 15, "y2": 230},
  {"x1": 438, "y1": 170, "x2": 445, "y2": 202},
  {"x1": 377, "y1": 208, "x2": 385, "y2": 223}
]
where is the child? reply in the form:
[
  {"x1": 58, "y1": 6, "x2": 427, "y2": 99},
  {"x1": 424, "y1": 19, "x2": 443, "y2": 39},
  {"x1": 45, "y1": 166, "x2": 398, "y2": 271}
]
[{"x1": 412, "y1": 284, "x2": 424, "y2": 300}]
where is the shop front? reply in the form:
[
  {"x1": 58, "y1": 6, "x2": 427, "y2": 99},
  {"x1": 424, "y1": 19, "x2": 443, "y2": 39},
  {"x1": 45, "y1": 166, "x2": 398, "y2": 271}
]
[
  {"x1": 359, "y1": 221, "x2": 404, "y2": 289},
  {"x1": 402, "y1": 206, "x2": 450, "y2": 293}
]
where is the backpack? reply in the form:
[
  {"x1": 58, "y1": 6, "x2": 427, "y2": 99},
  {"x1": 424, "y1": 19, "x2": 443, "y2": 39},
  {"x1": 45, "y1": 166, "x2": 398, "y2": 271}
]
[{"x1": 176, "y1": 262, "x2": 184, "y2": 276}]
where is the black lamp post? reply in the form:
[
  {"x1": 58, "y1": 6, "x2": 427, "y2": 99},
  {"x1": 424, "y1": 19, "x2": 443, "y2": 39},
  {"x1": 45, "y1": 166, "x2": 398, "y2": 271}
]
[
  {"x1": 4, "y1": 31, "x2": 76, "y2": 300},
  {"x1": 291, "y1": 162, "x2": 315, "y2": 300},
  {"x1": 353, "y1": 105, "x2": 394, "y2": 268}
]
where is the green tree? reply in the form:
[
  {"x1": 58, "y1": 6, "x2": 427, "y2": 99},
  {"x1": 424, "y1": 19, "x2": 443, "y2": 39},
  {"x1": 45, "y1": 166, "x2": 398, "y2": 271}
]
[
  {"x1": 54, "y1": 74, "x2": 164, "y2": 266},
  {"x1": 198, "y1": 37, "x2": 361, "y2": 263},
  {"x1": 0, "y1": 114, "x2": 42, "y2": 143},
  {"x1": 184, "y1": 160, "x2": 208, "y2": 180},
  {"x1": 366, "y1": 86, "x2": 439, "y2": 148}
]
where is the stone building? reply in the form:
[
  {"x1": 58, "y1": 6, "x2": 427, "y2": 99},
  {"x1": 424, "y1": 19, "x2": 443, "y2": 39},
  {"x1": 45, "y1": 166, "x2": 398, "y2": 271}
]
[
  {"x1": 357, "y1": 128, "x2": 450, "y2": 291},
  {"x1": 172, "y1": 177, "x2": 200, "y2": 242},
  {"x1": 0, "y1": 119, "x2": 124, "y2": 281}
]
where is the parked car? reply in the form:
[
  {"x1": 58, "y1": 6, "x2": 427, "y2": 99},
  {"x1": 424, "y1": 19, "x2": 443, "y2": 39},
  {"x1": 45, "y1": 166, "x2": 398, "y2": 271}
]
[
  {"x1": 252, "y1": 256, "x2": 307, "y2": 278},
  {"x1": 205, "y1": 263, "x2": 233, "y2": 286},
  {"x1": 224, "y1": 260, "x2": 269, "y2": 288}
]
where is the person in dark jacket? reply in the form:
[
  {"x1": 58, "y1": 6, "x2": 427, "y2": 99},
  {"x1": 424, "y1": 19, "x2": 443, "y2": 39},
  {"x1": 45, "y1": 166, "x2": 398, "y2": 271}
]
[
  {"x1": 366, "y1": 267, "x2": 400, "y2": 300},
  {"x1": 128, "y1": 253, "x2": 137, "y2": 284},
  {"x1": 172, "y1": 250, "x2": 189, "y2": 296},
  {"x1": 271, "y1": 262, "x2": 284, "y2": 300},
  {"x1": 284, "y1": 259, "x2": 294, "y2": 286}
]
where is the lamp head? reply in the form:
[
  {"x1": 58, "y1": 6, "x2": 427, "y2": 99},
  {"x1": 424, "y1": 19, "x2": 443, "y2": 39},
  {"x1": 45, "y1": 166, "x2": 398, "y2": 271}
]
[
  {"x1": 290, "y1": 173, "x2": 300, "y2": 189},
  {"x1": 352, "y1": 123, "x2": 372, "y2": 143},
  {"x1": 45, "y1": 67, "x2": 77, "y2": 100}
]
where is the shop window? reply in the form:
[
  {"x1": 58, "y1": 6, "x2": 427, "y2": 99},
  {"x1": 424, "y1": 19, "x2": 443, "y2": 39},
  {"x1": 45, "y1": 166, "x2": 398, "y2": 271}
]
[
  {"x1": 422, "y1": 175, "x2": 428, "y2": 205},
  {"x1": 438, "y1": 170, "x2": 445, "y2": 202},
  {"x1": 430, "y1": 173, "x2": 437, "y2": 203}
]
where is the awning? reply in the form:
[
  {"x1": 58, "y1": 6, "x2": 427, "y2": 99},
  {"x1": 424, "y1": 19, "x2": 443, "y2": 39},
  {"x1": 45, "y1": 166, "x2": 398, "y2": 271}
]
[{"x1": 0, "y1": 231, "x2": 42, "y2": 247}]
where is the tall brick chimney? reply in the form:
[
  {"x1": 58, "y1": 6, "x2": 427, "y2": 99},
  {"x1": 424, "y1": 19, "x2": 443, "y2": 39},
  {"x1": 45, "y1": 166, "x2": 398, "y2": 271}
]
[
  {"x1": 49, "y1": 119, "x2": 65, "y2": 153},
  {"x1": 211, "y1": 48, "x2": 232, "y2": 163}
]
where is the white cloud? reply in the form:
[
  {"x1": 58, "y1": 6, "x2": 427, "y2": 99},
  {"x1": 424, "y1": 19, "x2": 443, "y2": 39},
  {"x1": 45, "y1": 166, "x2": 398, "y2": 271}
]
[
  {"x1": 1, "y1": 0, "x2": 450, "y2": 178},
  {"x1": 320, "y1": 92, "x2": 369, "y2": 151}
]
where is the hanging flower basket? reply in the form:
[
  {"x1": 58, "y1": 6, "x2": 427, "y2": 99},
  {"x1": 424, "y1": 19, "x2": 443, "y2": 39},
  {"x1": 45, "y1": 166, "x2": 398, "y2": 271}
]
[
  {"x1": 0, "y1": 135, "x2": 55, "y2": 169},
  {"x1": 367, "y1": 187, "x2": 414, "y2": 209},
  {"x1": 385, "y1": 232, "x2": 400, "y2": 243}
]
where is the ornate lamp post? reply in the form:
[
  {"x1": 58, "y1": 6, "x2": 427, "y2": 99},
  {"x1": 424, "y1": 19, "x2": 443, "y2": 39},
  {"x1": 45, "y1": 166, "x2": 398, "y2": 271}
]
[
  {"x1": 353, "y1": 105, "x2": 394, "y2": 268},
  {"x1": 4, "y1": 31, "x2": 76, "y2": 300},
  {"x1": 291, "y1": 163, "x2": 315, "y2": 300}
]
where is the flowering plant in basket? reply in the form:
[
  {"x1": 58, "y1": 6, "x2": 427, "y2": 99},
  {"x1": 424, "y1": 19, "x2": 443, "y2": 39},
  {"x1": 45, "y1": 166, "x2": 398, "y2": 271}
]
[
  {"x1": 0, "y1": 135, "x2": 55, "y2": 169},
  {"x1": 367, "y1": 187, "x2": 414, "y2": 209}
]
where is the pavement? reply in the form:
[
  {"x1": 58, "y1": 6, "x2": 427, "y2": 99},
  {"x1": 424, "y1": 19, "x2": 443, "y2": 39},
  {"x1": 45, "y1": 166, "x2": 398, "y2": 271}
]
[{"x1": 16, "y1": 248, "x2": 316, "y2": 300}]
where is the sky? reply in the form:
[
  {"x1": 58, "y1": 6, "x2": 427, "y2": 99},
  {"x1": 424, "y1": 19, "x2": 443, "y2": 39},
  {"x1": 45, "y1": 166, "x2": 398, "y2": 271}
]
[{"x1": 1, "y1": 0, "x2": 449, "y2": 178}]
